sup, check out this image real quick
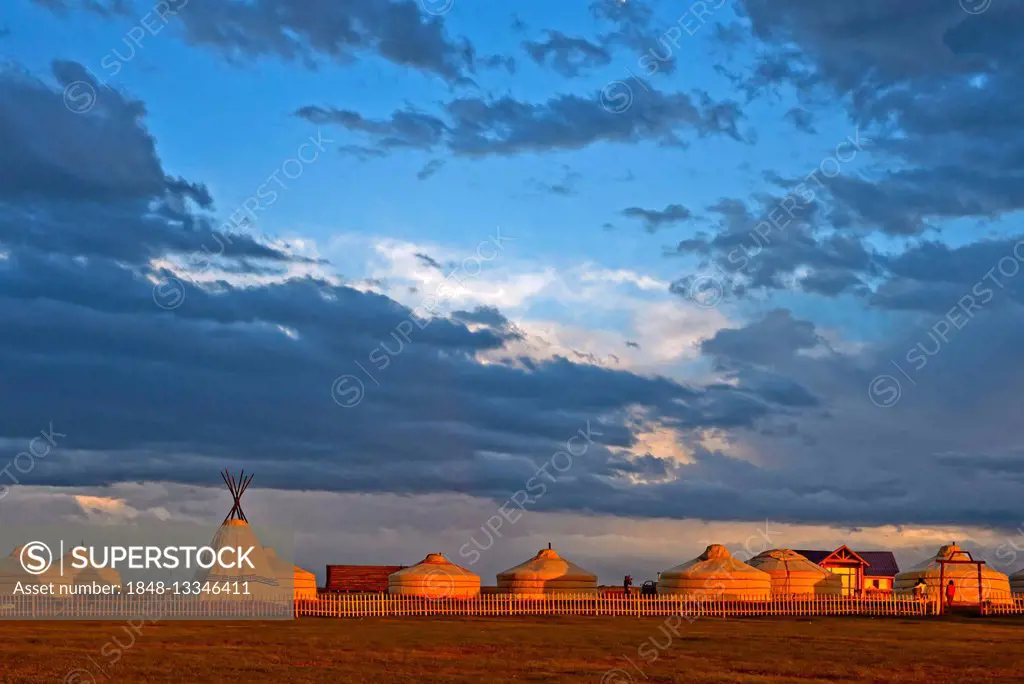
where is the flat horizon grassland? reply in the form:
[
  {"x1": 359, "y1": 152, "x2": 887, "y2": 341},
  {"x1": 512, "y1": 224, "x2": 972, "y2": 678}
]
[{"x1": 1, "y1": 616, "x2": 1023, "y2": 683}]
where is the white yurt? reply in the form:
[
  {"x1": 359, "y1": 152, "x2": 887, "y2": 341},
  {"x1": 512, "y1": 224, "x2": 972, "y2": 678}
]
[
  {"x1": 658, "y1": 544, "x2": 771, "y2": 598},
  {"x1": 749, "y1": 549, "x2": 843, "y2": 596},
  {"x1": 496, "y1": 545, "x2": 597, "y2": 596},
  {"x1": 265, "y1": 546, "x2": 318, "y2": 600},
  {"x1": 894, "y1": 544, "x2": 1011, "y2": 605},
  {"x1": 0, "y1": 545, "x2": 71, "y2": 595},
  {"x1": 388, "y1": 553, "x2": 480, "y2": 598}
]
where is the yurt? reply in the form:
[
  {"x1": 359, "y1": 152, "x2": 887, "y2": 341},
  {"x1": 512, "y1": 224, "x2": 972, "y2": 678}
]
[
  {"x1": 749, "y1": 549, "x2": 843, "y2": 596},
  {"x1": 496, "y1": 545, "x2": 597, "y2": 596},
  {"x1": 1011, "y1": 568, "x2": 1024, "y2": 594},
  {"x1": 265, "y1": 546, "x2": 318, "y2": 600},
  {"x1": 658, "y1": 544, "x2": 771, "y2": 599},
  {"x1": 61, "y1": 551, "x2": 121, "y2": 589},
  {"x1": 894, "y1": 544, "x2": 1011, "y2": 605},
  {"x1": 0, "y1": 545, "x2": 71, "y2": 595},
  {"x1": 388, "y1": 553, "x2": 480, "y2": 598}
]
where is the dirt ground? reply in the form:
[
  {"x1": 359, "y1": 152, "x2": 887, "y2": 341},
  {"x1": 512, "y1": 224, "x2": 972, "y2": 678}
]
[{"x1": 2, "y1": 615, "x2": 1024, "y2": 683}]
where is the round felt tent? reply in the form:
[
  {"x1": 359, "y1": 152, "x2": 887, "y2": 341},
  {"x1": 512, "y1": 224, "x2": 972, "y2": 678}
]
[
  {"x1": 894, "y1": 544, "x2": 1011, "y2": 605},
  {"x1": 60, "y1": 550, "x2": 121, "y2": 589},
  {"x1": 389, "y1": 553, "x2": 480, "y2": 598},
  {"x1": 265, "y1": 546, "x2": 318, "y2": 600},
  {"x1": 658, "y1": 544, "x2": 771, "y2": 598},
  {"x1": 749, "y1": 549, "x2": 843, "y2": 596},
  {"x1": 496, "y1": 545, "x2": 597, "y2": 596},
  {"x1": 0, "y1": 545, "x2": 71, "y2": 595}
]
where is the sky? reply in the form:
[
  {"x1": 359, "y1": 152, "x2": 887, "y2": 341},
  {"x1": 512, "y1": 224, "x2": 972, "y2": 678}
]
[{"x1": 2, "y1": 0, "x2": 1024, "y2": 584}]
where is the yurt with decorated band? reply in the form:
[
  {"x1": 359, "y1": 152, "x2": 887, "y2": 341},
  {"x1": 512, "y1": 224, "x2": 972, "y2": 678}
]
[
  {"x1": 749, "y1": 549, "x2": 843, "y2": 595},
  {"x1": 894, "y1": 543, "x2": 1011, "y2": 605},
  {"x1": 658, "y1": 544, "x2": 771, "y2": 598},
  {"x1": 496, "y1": 544, "x2": 597, "y2": 596},
  {"x1": 389, "y1": 553, "x2": 480, "y2": 598}
]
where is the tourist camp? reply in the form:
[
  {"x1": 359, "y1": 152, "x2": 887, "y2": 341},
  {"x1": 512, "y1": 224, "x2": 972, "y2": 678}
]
[
  {"x1": 894, "y1": 544, "x2": 1011, "y2": 605},
  {"x1": 657, "y1": 544, "x2": 771, "y2": 598},
  {"x1": 749, "y1": 549, "x2": 843, "y2": 595},
  {"x1": 388, "y1": 553, "x2": 480, "y2": 598},
  {"x1": 496, "y1": 544, "x2": 597, "y2": 596}
]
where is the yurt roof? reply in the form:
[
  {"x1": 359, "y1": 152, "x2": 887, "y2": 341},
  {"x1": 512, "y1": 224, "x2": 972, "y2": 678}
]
[
  {"x1": 497, "y1": 546, "x2": 596, "y2": 582},
  {"x1": 390, "y1": 553, "x2": 478, "y2": 580},
  {"x1": 900, "y1": 544, "x2": 1007, "y2": 578},
  {"x1": 661, "y1": 544, "x2": 769, "y2": 579},
  {"x1": 749, "y1": 549, "x2": 831, "y2": 575}
]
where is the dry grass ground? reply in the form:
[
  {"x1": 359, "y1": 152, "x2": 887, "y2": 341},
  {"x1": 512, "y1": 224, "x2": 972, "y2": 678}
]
[{"x1": 1, "y1": 616, "x2": 1023, "y2": 683}]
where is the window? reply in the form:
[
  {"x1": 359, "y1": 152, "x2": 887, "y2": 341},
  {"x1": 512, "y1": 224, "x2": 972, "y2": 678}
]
[
  {"x1": 872, "y1": 579, "x2": 879, "y2": 589},
  {"x1": 830, "y1": 566, "x2": 858, "y2": 595}
]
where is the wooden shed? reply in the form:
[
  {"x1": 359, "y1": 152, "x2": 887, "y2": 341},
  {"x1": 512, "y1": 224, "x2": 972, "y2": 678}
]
[{"x1": 326, "y1": 565, "x2": 406, "y2": 593}]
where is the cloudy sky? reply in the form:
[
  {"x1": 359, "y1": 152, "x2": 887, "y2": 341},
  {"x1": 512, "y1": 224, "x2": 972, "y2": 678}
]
[{"x1": 2, "y1": 0, "x2": 1023, "y2": 583}]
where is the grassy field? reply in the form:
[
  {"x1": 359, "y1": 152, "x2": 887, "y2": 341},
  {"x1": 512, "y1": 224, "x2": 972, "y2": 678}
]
[{"x1": 2, "y1": 616, "x2": 1023, "y2": 683}]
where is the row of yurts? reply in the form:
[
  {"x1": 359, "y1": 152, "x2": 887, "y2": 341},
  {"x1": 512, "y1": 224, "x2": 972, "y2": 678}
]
[{"x1": 388, "y1": 544, "x2": 1024, "y2": 600}]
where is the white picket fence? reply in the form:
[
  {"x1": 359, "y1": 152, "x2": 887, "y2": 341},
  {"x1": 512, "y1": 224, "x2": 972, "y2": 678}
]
[
  {"x1": 295, "y1": 592, "x2": 940, "y2": 618},
  {"x1": 981, "y1": 592, "x2": 1024, "y2": 615},
  {"x1": 4, "y1": 592, "x2": 1022, "y2": 619}
]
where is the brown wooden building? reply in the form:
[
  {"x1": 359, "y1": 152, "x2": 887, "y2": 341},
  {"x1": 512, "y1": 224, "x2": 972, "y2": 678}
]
[
  {"x1": 325, "y1": 565, "x2": 405, "y2": 593},
  {"x1": 796, "y1": 545, "x2": 900, "y2": 595}
]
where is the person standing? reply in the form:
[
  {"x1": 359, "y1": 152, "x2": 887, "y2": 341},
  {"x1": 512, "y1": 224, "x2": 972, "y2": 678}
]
[
  {"x1": 623, "y1": 574, "x2": 633, "y2": 596},
  {"x1": 945, "y1": 580, "x2": 957, "y2": 607}
]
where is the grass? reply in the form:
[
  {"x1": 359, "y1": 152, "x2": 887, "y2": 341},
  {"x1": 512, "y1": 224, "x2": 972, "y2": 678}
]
[{"x1": 2, "y1": 616, "x2": 1024, "y2": 683}]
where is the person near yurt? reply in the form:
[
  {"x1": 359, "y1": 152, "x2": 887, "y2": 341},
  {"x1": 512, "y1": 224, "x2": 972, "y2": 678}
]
[
  {"x1": 265, "y1": 546, "x2": 318, "y2": 600},
  {"x1": 894, "y1": 543, "x2": 1011, "y2": 606},
  {"x1": 496, "y1": 544, "x2": 597, "y2": 597},
  {"x1": 749, "y1": 549, "x2": 843, "y2": 596},
  {"x1": 388, "y1": 553, "x2": 480, "y2": 598},
  {"x1": 658, "y1": 544, "x2": 771, "y2": 599}
]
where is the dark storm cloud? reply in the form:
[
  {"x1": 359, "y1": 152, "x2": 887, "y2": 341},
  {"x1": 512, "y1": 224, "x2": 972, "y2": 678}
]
[
  {"x1": 522, "y1": 31, "x2": 611, "y2": 78},
  {"x1": 1, "y1": 60, "x2": 822, "y2": 526},
  {"x1": 0, "y1": 61, "x2": 293, "y2": 267},
  {"x1": 701, "y1": 309, "x2": 822, "y2": 365},
  {"x1": 784, "y1": 107, "x2": 816, "y2": 134},
  {"x1": 32, "y1": 0, "x2": 476, "y2": 83},
  {"x1": 416, "y1": 159, "x2": 445, "y2": 180},
  {"x1": 621, "y1": 203, "x2": 692, "y2": 232},
  {"x1": 735, "y1": 0, "x2": 1024, "y2": 234},
  {"x1": 296, "y1": 82, "x2": 745, "y2": 158}
]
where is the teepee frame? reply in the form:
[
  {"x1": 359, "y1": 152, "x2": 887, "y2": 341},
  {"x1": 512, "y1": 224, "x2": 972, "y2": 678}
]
[{"x1": 221, "y1": 469, "x2": 253, "y2": 523}]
